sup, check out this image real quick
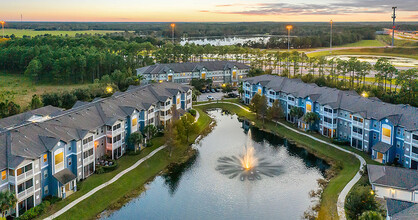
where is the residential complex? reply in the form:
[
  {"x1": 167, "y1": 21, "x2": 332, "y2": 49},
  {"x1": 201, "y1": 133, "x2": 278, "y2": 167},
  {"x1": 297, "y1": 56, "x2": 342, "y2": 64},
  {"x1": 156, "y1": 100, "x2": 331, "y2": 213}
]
[
  {"x1": 368, "y1": 165, "x2": 418, "y2": 219},
  {"x1": 243, "y1": 75, "x2": 418, "y2": 169},
  {"x1": 0, "y1": 82, "x2": 192, "y2": 217},
  {"x1": 136, "y1": 61, "x2": 250, "y2": 86}
]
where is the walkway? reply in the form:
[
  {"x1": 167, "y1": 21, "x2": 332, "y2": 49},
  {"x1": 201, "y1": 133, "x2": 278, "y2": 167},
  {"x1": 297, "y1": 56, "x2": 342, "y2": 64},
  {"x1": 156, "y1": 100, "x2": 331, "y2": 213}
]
[
  {"x1": 195, "y1": 101, "x2": 366, "y2": 220},
  {"x1": 45, "y1": 145, "x2": 166, "y2": 220}
]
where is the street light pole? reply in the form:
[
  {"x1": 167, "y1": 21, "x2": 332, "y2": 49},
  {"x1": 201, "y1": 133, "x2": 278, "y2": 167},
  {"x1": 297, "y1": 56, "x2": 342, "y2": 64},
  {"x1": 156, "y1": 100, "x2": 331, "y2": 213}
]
[
  {"x1": 171, "y1": 23, "x2": 175, "y2": 43},
  {"x1": 330, "y1": 20, "x2": 333, "y2": 54},
  {"x1": 391, "y1": 7, "x2": 397, "y2": 47},
  {"x1": 286, "y1": 25, "x2": 292, "y2": 51},
  {"x1": 0, "y1": 21, "x2": 4, "y2": 39}
]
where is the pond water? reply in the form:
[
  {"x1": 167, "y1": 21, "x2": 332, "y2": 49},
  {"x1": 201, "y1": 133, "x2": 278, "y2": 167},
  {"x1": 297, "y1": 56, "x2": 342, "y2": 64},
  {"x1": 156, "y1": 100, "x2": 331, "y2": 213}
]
[
  {"x1": 101, "y1": 110, "x2": 329, "y2": 220},
  {"x1": 180, "y1": 36, "x2": 272, "y2": 46},
  {"x1": 327, "y1": 55, "x2": 418, "y2": 67}
]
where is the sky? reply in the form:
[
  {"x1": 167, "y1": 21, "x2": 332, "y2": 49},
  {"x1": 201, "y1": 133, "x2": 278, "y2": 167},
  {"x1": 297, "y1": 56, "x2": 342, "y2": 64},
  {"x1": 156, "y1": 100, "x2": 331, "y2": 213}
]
[{"x1": 1, "y1": 0, "x2": 417, "y2": 22}]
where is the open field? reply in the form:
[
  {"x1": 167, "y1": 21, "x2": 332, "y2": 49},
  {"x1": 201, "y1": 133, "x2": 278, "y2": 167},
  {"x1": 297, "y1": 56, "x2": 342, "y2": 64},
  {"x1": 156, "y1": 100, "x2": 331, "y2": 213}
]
[
  {"x1": 377, "y1": 35, "x2": 418, "y2": 47},
  {"x1": 0, "y1": 72, "x2": 92, "y2": 107},
  {"x1": 308, "y1": 47, "x2": 418, "y2": 59},
  {"x1": 336, "y1": 39, "x2": 386, "y2": 47},
  {"x1": 2, "y1": 28, "x2": 126, "y2": 37}
]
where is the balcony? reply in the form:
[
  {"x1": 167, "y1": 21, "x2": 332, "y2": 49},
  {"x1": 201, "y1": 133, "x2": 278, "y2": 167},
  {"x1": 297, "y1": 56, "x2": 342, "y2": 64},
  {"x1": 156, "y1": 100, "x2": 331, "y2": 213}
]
[
  {"x1": 324, "y1": 111, "x2": 337, "y2": 118},
  {"x1": 352, "y1": 132, "x2": 363, "y2": 139},
  {"x1": 16, "y1": 170, "x2": 33, "y2": 183},
  {"x1": 160, "y1": 104, "x2": 171, "y2": 111},
  {"x1": 160, "y1": 114, "x2": 172, "y2": 121},
  {"x1": 412, "y1": 139, "x2": 418, "y2": 146},
  {"x1": 17, "y1": 186, "x2": 34, "y2": 200},
  {"x1": 352, "y1": 121, "x2": 364, "y2": 127},
  {"x1": 322, "y1": 122, "x2": 337, "y2": 129},
  {"x1": 411, "y1": 152, "x2": 418, "y2": 159},
  {"x1": 83, "y1": 154, "x2": 95, "y2": 165}
]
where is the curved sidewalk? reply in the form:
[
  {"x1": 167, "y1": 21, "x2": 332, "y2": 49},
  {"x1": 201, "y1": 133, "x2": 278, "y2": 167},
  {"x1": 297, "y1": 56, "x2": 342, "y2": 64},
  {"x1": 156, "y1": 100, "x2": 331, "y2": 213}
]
[
  {"x1": 45, "y1": 145, "x2": 166, "y2": 220},
  {"x1": 195, "y1": 101, "x2": 366, "y2": 220}
]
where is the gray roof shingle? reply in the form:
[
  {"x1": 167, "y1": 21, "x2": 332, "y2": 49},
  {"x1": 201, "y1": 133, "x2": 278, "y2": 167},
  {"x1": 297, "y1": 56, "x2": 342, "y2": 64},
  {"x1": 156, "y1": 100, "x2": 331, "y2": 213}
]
[
  {"x1": 367, "y1": 165, "x2": 418, "y2": 190},
  {"x1": 372, "y1": 142, "x2": 393, "y2": 153},
  {"x1": 0, "y1": 82, "x2": 192, "y2": 169},
  {"x1": 386, "y1": 198, "x2": 418, "y2": 219},
  {"x1": 137, "y1": 61, "x2": 249, "y2": 75}
]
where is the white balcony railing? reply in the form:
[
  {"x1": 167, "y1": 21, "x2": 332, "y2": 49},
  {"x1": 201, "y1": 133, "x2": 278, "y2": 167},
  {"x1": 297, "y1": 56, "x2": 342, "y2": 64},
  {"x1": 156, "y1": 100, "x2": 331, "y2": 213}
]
[
  {"x1": 412, "y1": 139, "x2": 418, "y2": 146},
  {"x1": 17, "y1": 186, "x2": 34, "y2": 200},
  {"x1": 324, "y1": 111, "x2": 337, "y2": 118},
  {"x1": 411, "y1": 152, "x2": 418, "y2": 159},
  {"x1": 352, "y1": 132, "x2": 363, "y2": 139},
  {"x1": 83, "y1": 155, "x2": 95, "y2": 165},
  {"x1": 322, "y1": 122, "x2": 337, "y2": 129},
  {"x1": 16, "y1": 169, "x2": 33, "y2": 182},
  {"x1": 352, "y1": 121, "x2": 364, "y2": 127}
]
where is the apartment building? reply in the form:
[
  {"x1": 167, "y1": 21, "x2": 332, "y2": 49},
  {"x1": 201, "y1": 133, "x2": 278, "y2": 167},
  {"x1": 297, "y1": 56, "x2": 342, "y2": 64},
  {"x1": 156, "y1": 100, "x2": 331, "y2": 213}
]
[
  {"x1": 0, "y1": 82, "x2": 192, "y2": 217},
  {"x1": 242, "y1": 75, "x2": 418, "y2": 169},
  {"x1": 136, "y1": 61, "x2": 250, "y2": 86}
]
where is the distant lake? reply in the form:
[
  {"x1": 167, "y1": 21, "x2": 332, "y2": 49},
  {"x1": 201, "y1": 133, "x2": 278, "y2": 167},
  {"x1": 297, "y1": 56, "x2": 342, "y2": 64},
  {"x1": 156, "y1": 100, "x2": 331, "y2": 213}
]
[
  {"x1": 101, "y1": 110, "x2": 329, "y2": 220},
  {"x1": 180, "y1": 36, "x2": 273, "y2": 46}
]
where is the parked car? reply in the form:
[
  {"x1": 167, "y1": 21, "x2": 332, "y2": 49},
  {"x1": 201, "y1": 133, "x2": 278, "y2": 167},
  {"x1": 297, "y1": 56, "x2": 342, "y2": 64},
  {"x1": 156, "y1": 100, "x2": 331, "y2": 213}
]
[
  {"x1": 206, "y1": 89, "x2": 210, "y2": 93},
  {"x1": 207, "y1": 95, "x2": 215, "y2": 100},
  {"x1": 211, "y1": 89, "x2": 216, "y2": 93},
  {"x1": 227, "y1": 93, "x2": 238, "y2": 98},
  {"x1": 200, "y1": 89, "x2": 206, "y2": 93},
  {"x1": 215, "y1": 88, "x2": 220, "y2": 92}
]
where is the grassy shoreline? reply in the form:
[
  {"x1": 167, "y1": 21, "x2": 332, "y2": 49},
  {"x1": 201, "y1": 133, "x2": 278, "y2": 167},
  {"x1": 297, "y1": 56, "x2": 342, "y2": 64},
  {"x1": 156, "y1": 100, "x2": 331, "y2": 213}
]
[
  {"x1": 194, "y1": 101, "x2": 370, "y2": 219},
  {"x1": 36, "y1": 108, "x2": 213, "y2": 220}
]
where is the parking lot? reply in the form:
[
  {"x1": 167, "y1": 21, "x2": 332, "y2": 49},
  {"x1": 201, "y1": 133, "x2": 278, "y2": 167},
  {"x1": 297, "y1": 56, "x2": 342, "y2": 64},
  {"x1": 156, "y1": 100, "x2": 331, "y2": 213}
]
[{"x1": 197, "y1": 91, "x2": 239, "y2": 102}]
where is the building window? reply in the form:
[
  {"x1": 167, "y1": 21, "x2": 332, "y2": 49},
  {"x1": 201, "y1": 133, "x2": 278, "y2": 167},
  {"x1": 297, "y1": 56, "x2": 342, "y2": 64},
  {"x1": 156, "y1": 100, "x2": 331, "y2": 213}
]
[
  {"x1": 373, "y1": 133, "x2": 377, "y2": 140},
  {"x1": 44, "y1": 185, "x2": 49, "y2": 195},
  {"x1": 1, "y1": 170, "x2": 6, "y2": 180},
  {"x1": 132, "y1": 118, "x2": 138, "y2": 126},
  {"x1": 55, "y1": 151, "x2": 64, "y2": 172},
  {"x1": 43, "y1": 169, "x2": 48, "y2": 179},
  {"x1": 68, "y1": 158, "x2": 72, "y2": 166},
  {"x1": 68, "y1": 146, "x2": 71, "y2": 151},
  {"x1": 43, "y1": 154, "x2": 48, "y2": 163}
]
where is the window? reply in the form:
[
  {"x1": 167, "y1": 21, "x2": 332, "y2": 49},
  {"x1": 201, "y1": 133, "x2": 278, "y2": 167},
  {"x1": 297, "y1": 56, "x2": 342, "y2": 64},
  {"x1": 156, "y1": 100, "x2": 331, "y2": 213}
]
[
  {"x1": 43, "y1": 154, "x2": 47, "y2": 163},
  {"x1": 132, "y1": 118, "x2": 138, "y2": 126},
  {"x1": 113, "y1": 123, "x2": 121, "y2": 131},
  {"x1": 43, "y1": 169, "x2": 48, "y2": 179},
  {"x1": 54, "y1": 151, "x2": 64, "y2": 172},
  {"x1": 373, "y1": 133, "x2": 377, "y2": 140},
  {"x1": 306, "y1": 103, "x2": 312, "y2": 112},
  {"x1": 113, "y1": 134, "x2": 121, "y2": 143},
  {"x1": 68, "y1": 158, "x2": 72, "y2": 166},
  {"x1": 1, "y1": 170, "x2": 6, "y2": 180},
  {"x1": 44, "y1": 185, "x2": 49, "y2": 195},
  {"x1": 68, "y1": 146, "x2": 71, "y2": 151},
  {"x1": 413, "y1": 134, "x2": 418, "y2": 141},
  {"x1": 83, "y1": 136, "x2": 93, "y2": 145}
]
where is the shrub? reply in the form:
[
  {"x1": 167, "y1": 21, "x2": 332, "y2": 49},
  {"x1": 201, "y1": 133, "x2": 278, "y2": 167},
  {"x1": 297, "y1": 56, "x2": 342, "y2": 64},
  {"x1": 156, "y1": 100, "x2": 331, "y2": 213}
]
[
  {"x1": 17, "y1": 201, "x2": 50, "y2": 220},
  {"x1": 188, "y1": 109, "x2": 197, "y2": 117},
  {"x1": 359, "y1": 211, "x2": 384, "y2": 220},
  {"x1": 345, "y1": 185, "x2": 381, "y2": 220}
]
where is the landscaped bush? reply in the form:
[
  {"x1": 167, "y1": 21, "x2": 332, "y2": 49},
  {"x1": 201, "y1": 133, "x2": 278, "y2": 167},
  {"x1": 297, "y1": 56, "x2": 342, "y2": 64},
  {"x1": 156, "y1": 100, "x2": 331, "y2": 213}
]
[
  {"x1": 146, "y1": 141, "x2": 154, "y2": 148},
  {"x1": 17, "y1": 201, "x2": 50, "y2": 220},
  {"x1": 96, "y1": 159, "x2": 118, "y2": 174},
  {"x1": 188, "y1": 109, "x2": 197, "y2": 117},
  {"x1": 345, "y1": 185, "x2": 382, "y2": 220},
  {"x1": 331, "y1": 139, "x2": 350, "y2": 146}
]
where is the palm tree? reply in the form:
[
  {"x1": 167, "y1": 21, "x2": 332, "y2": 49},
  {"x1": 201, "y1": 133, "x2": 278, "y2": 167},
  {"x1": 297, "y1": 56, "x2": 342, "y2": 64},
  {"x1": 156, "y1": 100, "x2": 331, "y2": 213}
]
[
  {"x1": 127, "y1": 132, "x2": 143, "y2": 152},
  {"x1": 303, "y1": 112, "x2": 319, "y2": 131},
  {"x1": 289, "y1": 106, "x2": 303, "y2": 124},
  {"x1": 143, "y1": 124, "x2": 157, "y2": 141},
  {"x1": 0, "y1": 190, "x2": 17, "y2": 218}
]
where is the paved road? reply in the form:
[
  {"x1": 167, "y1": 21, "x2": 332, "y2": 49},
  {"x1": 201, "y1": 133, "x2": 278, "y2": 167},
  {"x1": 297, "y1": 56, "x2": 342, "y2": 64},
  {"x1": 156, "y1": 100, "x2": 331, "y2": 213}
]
[
  {"x1": 195, "y1": 101, "x2": 366, "y2": 220},
  {"x1": 45, "y1": 145, "x2": 166, "y2": 220}
]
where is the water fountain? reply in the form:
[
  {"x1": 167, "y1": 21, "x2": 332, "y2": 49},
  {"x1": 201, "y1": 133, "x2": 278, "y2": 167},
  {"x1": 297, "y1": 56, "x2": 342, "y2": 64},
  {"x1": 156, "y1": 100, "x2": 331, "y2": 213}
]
[{"x1": 216, "y1": 130, "x2": 283, "y2": 181}]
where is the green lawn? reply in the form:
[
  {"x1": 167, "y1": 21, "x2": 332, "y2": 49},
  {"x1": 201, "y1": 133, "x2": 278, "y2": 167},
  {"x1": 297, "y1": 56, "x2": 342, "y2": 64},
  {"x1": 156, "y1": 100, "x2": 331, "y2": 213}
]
[
  {"x1": 0, "y1": 72, "x2": 92, "y2": 107},
  {"x1": 2, "y1": 28, "x2": 126, "y2": 37},
  {"x1": 194, "y1": 101, "x2": 372, "y2": 220},
  {"x1": 337, "y1": 40, "x2": 386, "y2": 48},
  {"x1": 37, "y1": 111, "x2": 212, "y2": 220}
]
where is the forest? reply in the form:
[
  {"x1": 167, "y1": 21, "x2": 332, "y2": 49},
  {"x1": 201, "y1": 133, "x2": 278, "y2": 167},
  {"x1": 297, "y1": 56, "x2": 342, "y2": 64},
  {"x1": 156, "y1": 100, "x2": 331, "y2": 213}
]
[{"x1": 5, "y1": 21, "x2": 418, "y2": 38}]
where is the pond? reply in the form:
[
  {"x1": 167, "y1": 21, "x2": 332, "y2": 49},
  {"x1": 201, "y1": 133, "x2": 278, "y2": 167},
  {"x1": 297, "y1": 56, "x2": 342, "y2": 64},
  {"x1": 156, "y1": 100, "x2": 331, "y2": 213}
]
[
  {"x1": 101, "y1": 110, "x2": 329, "y2": 219},
  {"x1": 180, "y1": 36, "x2": 272, "y2": 46}
]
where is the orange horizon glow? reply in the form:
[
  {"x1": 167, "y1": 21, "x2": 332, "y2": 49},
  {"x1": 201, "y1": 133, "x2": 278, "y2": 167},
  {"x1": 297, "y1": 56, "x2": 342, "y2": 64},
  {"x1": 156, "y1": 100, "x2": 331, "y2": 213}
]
[{"x1": 1, "y1": 1, "x2": 417, "y2": 22}]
